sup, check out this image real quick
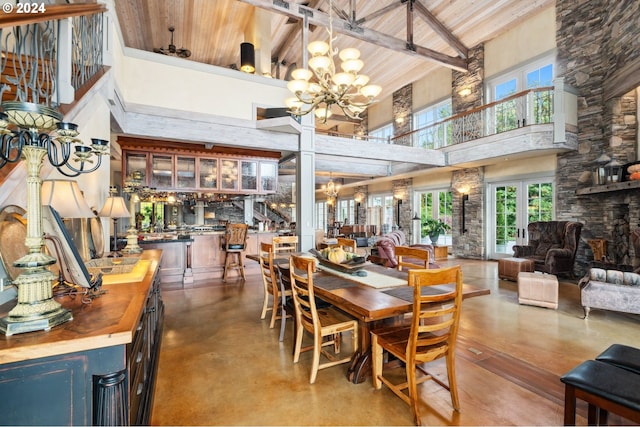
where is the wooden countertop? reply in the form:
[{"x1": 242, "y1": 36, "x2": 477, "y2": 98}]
[{"x1": 0, "y1": 250, "x2": 161, "y2": 365}]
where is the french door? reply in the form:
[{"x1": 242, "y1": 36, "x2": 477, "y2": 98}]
[{"x1": 488, "y1": 178, "x2": 554, "y2": 259}]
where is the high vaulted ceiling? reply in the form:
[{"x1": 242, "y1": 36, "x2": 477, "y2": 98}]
[{"x1": 114, "y1": 0, "x2": 554, "y2": 130}]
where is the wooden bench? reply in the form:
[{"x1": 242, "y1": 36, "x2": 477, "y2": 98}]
[{"x1": 560, "y1": 359, "x2": 640, "y2": 425}]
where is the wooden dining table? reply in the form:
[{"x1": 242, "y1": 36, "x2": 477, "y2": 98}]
[{"x1": 248, "y1": 253, "x2": 490, "y2": 384}]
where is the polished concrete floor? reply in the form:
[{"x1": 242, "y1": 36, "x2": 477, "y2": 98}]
[{"x1": 150, "y1": 258, "x2": 640, "y2": 426}]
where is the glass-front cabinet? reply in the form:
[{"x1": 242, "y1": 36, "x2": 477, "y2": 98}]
[
  {"x1": 220, "y1": 159, "x2": 238, "y2": 191},
  {"x1": 176, "y1": 156, "x2": 196, "y2": 189},
  {"x1": 260, "y1": 162, "x2": 277, "y2": 192},
  {"x1": 125, "y1": 152, "x2": 148, "y2": 185},
  {"x1": 151, "y1": 155, "x2": 173, "y2": 188},
  {"x1": 241, "y1": 160, "x2": 258, "y2": 191},
  {"x1": 123, "y1": 148, "x2": 277, "y2": 194},
  {"x1": 199, "y1": 158, "x2": 218, "y2": 189}
]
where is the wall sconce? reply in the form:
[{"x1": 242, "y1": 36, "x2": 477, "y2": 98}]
[
  {"x1": 458, "y1": 87, "x2": 471, "y2": 97},
  {"x1": 461, "y1": 193, "x2": 469, "y2": 234},
  {"x1": 240, "y1": 42, "x2": 255, "y2": 74}
]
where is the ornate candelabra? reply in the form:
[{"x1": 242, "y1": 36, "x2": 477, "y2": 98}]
[
  {"x1": 121, "y1": 176, "x2": 144, "y2": 254},
  {"x1": 0, "y1": 101, "x2": 108, "y2": 335}
]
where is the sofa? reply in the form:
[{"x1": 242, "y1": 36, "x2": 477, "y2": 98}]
[
  {"x1": 367, "y1": 230, "x2": 438, "y2": 269},
  {"x1": 512, "y1": 221, "x2": 583, "y2": 277},
  {"x1": 579, "y1": 267, "x2": 640, "y2": 318}
]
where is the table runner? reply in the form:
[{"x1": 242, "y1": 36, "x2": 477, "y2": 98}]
[{"x1": 317, "y1": 265, "x2": 407, "y2": 289}]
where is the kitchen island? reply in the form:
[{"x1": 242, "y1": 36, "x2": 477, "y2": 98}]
[
  {"x1": 139, "y1": 230, "x2": 280, "y2": 286},
  {"x1": 0, "y1": 250, "x2": 163, "y2": 426}
]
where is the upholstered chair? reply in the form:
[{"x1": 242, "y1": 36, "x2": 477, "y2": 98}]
[{"x1": 513, "y1": 221, "x2": 583, "y2": 277}]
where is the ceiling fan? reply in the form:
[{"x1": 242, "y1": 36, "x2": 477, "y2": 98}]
[{"x1": 153, "y1": 26, "x2": 191, "y2": 58}]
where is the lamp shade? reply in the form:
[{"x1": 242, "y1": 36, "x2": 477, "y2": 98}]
[
  {"x1": 41, "y1": 179, "x2": 93, "y2": 218},
  {"x1": 240, "y1": 42, "x2": 255, "y2": 73},
  {"x1": 98, "y1": 196, "x2": 130, "y2": 219}
]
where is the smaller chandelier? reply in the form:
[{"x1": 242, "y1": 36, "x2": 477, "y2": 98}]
[
  {"x1": 322, "y1": 174, "x2": 340, "y2": 198},
  {"x1": 285, "y1": 1, "x2": 381, "y2": 123}
]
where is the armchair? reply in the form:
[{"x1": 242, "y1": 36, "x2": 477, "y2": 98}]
[{"x1": 513, "y1": 221, "x2": 583, "y2": 277}]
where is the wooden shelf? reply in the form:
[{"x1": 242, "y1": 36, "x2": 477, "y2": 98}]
[{"x1": 575, "y1": 180, "x2": 640, "y2": 195}]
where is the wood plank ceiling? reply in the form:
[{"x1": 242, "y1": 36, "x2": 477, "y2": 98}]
[{"x1": 114, "y1": 0, "x2": 554, "y2": 124}]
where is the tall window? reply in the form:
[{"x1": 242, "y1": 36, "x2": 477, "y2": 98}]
[
  {"x1": 487, "y1": 56, "x2": 555, "y2": 133},
  {"x1": 315, "y1": 201, "x2": 327, "y2": 231},
  {"x1": 368, "y1": 123, "x2": 393, "y2": 144},
  {"x1": 417, "y1": 189, "x2": 452, "y2": 245},
  {"x1": 413, "y1": 99, "x2": 452, "y2": 148},
  {"x1": 336, "y1": 199, "x2": 355, "y2": 225},
  {"x1": 369, "y1": 194, "x2": 394, "y2": 235}
]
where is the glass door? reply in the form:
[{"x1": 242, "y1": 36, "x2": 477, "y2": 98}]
[{"x1": 488, "y1": 178, "x2": 554, "y2": 259}]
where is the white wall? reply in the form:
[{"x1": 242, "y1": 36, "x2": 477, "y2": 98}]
[
  {"x1": 412, "y1": 67, "x2": 452, "y2": 111},
  {"x1": 484, "y1": 6, "x2": 556, "y2": 79},
  {"x1": 116, "y1": 49, "x2": 289, "y2": 120}
]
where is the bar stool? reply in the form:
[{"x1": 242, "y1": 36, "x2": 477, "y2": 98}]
[{"x1": 222, "y1": 223, "x2": 248, "y2": 281}]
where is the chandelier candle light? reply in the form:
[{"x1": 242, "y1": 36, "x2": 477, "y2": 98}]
[
  {"x1": 285, "y1": 0, "x2": 381, "y2": 122},
  {"x1": 0, "y1": 101, "x2": 109, "y2": 335},
  {"x1": 322, "y1": 173, "x2": 340, "y2": 199}
]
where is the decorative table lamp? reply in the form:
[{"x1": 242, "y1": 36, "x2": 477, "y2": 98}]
[
  {"x1": 0, "y1": 102, "x2": 108, "y2": 336},
  {"x1": 98, "y1": 188, "x2": 130, "y2": 257}
]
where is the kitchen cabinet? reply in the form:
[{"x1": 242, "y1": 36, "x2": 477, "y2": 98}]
[{"x1": 123, "y1": 150, "x2": 277, "y2": 194}]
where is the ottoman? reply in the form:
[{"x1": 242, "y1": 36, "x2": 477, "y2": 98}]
[
  {"x1": 517, "y1": 272, "x2": 558, "y2": 309},
  {"x1": 498, "y1": 257, "x2": 534, "y2": 281}
]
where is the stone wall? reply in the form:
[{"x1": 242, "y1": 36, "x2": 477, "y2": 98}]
[
  {"x1": 556, "y1": 0, "x2": 639, "y2": 275},
  {"x1": 452, "y1": 44, "x2": 485, "y2": 113},
  {"x1": 451, "y1": 168, "x2": 484, "y2": 258},
  {"x1": 392, "y1": 84, "x2": 413, "y2": 144}
]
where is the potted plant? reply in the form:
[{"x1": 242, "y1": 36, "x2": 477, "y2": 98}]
[{"x1": 422, "y1": 218, "x2": 451, "y2": 244}]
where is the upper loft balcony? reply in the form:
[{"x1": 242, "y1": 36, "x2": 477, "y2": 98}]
[{"x1": 315, "y1": 79, "x2": 578, "y2": 178}]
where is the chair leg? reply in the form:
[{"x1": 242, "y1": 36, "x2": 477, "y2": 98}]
[
  {"x1": 260, "y1": 286, "x2": 270, "y2": 320},
  {"x1": 239, "y1": 253, "x2": 246, "y2": 280},
  {"x1": 222, "y1": 253, "x2": 230, "y2": 281},
  {"x1": 269, "y1": 299, "x2": 278, "y2": 329},
  {"x1": 446, "y1": 351, "x2": 460, "y2": 411},
  {"x1": 407, "y1": 360, "x2": 422, "y2": 426},
  {"x1": 293, "y1": 321, "x2": 304, "y2": 363},
  {"x1": 278, "y1": 306, "x2": 287, "y2": 342},
  {"x1": 310, "y1": 334, "x2": 322, "y2": 384},
  {"x1": 371, "y1": 335, "x2": 383, "y2": 389}
]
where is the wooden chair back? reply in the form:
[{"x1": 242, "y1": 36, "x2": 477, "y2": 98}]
[
  {"x1": 224, "y1": 223, "x2": 248, "y2": 251},
  {"x1": 408, "y1": 266, "x2": 463, "y2": 364},
  {"x1": 395, "y1": 246, "x2": 430, "y2": 271},
  {"x1": 273, "y1": 235, "x2": 298, "y2": 255},
  {"x1": 289, "y1": 255, "x2": 318, "y2": 335},
  {"x1": 259, "y1": 242, "x2": 277, "y2": 317},
  {"x1": 336, "y1": 237, "x2": 357, "y2": 253}
]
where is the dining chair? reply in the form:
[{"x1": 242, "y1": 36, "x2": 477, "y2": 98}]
[
  {"x1": 289, "y1": 255, "x2": 359, "y2": 384},
  {"x1": 371, "y1": 266, "x2": 463, "y2": 425},
  {"x1": 222, "y1": 223, "x2": 248, "y2": 281},
  {"x1": 336, "y1": 237, "x2": 357, "y2": 253},
  {"x1": 259, "y1": 242, "x2": 293, "y2": 339},
  {"x1": 272, "y1": 235, "x2": 298, "y2": 255},
  {"x1": 394, "y1": 246, "x2": 430, "y2": 271}
]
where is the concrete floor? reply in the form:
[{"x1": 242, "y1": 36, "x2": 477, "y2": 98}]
[{"x1": 151, "y1": 258, "x2": 640, "y2": 426}]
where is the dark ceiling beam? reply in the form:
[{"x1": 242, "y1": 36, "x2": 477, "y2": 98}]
[
  {"x1": 412, "y1": 0, "x2": 468, "y2": 59},
  {"x1": 237, "y1": 0, "x2": 468, "y2": 72}
]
